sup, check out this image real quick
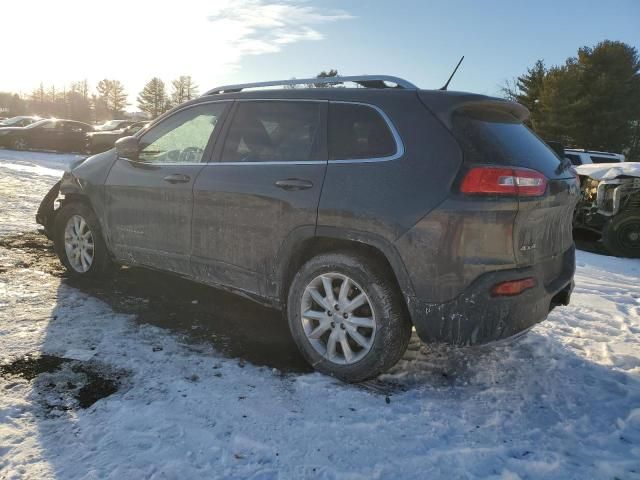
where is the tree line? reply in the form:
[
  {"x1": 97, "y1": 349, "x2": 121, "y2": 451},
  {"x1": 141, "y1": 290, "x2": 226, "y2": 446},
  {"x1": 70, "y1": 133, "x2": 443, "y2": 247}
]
[
  {"x1": 0, "y1": 75, "x2": 200, "y2": 123},
  {"x1": 503, "y1": 40, "x2": 640, "y2": 160},
  {"x1": 3, "y1": 45, "x2": 637, "y2": 159}
]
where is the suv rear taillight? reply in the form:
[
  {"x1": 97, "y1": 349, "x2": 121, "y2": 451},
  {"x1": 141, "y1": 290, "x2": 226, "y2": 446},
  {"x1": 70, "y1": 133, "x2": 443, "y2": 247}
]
[{"x1": 460, "y1": 167, "x2": 548, "y2": 197}]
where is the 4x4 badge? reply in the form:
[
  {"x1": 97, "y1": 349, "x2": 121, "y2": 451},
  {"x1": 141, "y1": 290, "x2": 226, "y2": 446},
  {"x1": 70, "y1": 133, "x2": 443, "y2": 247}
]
[{"x1": 520, "y1": 243, "x2": 537, "y2": 251}]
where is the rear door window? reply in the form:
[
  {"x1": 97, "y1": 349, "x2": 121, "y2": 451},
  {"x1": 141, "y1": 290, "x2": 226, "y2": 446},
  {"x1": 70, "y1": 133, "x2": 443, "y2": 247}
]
[
  {"x1": 328, "y1": 103, "x2": 396, "y2": 160},
  {"x1": 221, "y1": 101, "x2": 322, "y2": 162}
]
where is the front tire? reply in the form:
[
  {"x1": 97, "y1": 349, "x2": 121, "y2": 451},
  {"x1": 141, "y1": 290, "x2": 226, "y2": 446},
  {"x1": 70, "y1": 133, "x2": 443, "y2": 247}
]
[
  {"x1": 54, "y1": 202, "x2": 113, "y2": 276},
  {"x1": 287, "y1": 252, "x2": 411, "y2": 382},
  {"x1": 602, "y1": 212, "x2": 640, "y2": 258}
]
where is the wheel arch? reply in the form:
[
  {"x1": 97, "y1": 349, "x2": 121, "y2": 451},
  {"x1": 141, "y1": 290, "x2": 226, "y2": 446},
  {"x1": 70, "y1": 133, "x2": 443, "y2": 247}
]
[
  {"x1": 57, "y1": 188, "x2": 114, "y2": 255},
  {"x1": 276, "y1": 227, "x2": 415, "y2": 315}
]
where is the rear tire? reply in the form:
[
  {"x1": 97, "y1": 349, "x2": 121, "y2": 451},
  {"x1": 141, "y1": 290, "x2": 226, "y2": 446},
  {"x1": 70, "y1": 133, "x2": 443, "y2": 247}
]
[
  {"x1": 54, "y1": 202, "x2": 113, "y2": 277},
  {"x1": 602, "y1": 212, "x2": 640, "y2": 258},
  {"x1": 12, "y1": 137, "x2": 27, "y2": 151},
  {"x1": 286, "y1": 252, "x2": 412, "y2": 383}
]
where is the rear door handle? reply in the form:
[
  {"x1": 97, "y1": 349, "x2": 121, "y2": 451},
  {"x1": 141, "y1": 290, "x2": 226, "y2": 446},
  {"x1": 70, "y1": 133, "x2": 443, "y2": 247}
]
[
  {"x1": 274, "y1": 178, "x2": 313, "y2": 191},
  {"x1": 163, "y1": 173, "x2": 191, "y2": 184}
]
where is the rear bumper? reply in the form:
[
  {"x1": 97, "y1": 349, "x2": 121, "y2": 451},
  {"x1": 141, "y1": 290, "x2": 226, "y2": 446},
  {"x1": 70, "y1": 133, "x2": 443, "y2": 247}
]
[{"x1": 408, "y1": 245, "x2": 575, "y2": 346}]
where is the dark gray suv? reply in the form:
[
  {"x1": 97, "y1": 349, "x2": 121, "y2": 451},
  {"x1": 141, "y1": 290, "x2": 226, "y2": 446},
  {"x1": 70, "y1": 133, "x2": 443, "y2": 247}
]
[{"x1": 37, "y1": 75, "x2": 579, "y2": 382}]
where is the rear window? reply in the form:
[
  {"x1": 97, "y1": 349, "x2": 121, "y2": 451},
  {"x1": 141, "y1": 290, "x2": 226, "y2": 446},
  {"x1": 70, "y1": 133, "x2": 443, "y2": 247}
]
[
  {"x1": 590, "y1": 155, "x2": 621, "y2": 164},
  {"x1": 453, "y1": 108, "x2": 567, "y2": 179},
  {"x1": 328, "y1": 103, "x2": 396, "y2": 160},
  {"x1": 222, "y1": 101, "x2": 321, "y2": 162}
]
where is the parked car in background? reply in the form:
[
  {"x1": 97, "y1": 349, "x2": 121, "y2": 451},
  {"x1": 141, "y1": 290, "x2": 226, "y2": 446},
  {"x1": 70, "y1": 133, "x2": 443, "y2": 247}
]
[
  {"x1": 574, "y1": 162, "x2": 640, "y2": 258},
  {"x1": 36, "y1": 75, "x2": 579, "y2": 382},
  {"x1": 0, "y1": 118, "x2": 94, "y2": 153},
  {"x1": 94, "y1": 120, "x2": 136, "y2": 132},
  {"x1": 565, "y1": 149, "x2": 625, "y2": 166},
  {"x1": 0, "y1": 115, "x2": 41, "y2": 128},
  {"x1": 85, "y1": 121, "x2": 149, "y2": 154}
]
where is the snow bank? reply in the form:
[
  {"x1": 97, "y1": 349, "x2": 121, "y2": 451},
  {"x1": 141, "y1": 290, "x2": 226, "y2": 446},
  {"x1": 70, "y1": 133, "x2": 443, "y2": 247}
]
[{"x1": 0, "y1": 149, "x2": 83, "y2": 176}]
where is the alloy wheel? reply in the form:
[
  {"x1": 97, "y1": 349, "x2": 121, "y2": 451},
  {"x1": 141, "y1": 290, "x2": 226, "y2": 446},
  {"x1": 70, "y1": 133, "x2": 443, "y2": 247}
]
[
  {"x1": 300, "y1": 272, "x2": 377, "y2": 365},
  {"x1": 13, "y1": 138, "x2": 27, "y2": 150},
  {"x1": 64, "y1": 214, "x2": 95, "y2": 273}
]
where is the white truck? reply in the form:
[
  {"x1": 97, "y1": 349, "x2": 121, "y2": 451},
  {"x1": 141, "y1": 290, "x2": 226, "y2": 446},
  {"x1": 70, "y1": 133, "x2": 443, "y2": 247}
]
[{"x1": 574, "y1": 163, "x2": 640, "y2": 257}]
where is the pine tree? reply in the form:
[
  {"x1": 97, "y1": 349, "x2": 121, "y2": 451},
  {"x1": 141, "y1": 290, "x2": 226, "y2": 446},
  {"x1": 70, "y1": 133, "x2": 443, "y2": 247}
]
[
  {"x1": 515, "y1": 60, "x2": 546, "y2": 128},
  {"x1": 96, "y1": 79, "x2": 128, "y2": 118},
  {"x1": 505, "y1": 41, "x2": 640, "y2": 157},
  {"x1": 538, "y1": 41, "x2": 640, "y2": 152},
  {"x1": 313, "y1": 69, "x2": 339, "y2": 88},
  {"x1": 170, "y1": 75, "x2": 199, "y2": 107},
  {"x1": 138, "y1": 78, "x2": 170, "y2": 118}
]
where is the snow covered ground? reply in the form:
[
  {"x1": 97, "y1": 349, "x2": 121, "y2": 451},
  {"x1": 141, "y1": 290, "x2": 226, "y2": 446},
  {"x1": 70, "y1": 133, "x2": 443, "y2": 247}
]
[{"x1": 0, "y1": 150, "x2": 639, "y2": 479}]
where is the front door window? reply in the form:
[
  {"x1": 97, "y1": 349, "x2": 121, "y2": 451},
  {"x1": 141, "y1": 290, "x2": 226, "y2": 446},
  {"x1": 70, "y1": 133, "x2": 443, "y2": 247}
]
[{"x1": 138, "y1": 103, "x2": 227, "y2": 164}]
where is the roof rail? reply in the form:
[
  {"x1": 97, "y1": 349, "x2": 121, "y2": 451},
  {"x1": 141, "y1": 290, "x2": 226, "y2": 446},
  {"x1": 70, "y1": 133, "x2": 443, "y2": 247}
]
[{"x1": 204, "y1": 75, "x2": 418, "y2": 95}]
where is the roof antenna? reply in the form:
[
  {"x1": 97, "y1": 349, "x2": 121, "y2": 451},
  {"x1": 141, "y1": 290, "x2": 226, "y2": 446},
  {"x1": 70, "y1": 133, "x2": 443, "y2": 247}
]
[{"x1": 440, "y1": 56, "x2": 464, "y2": 91}]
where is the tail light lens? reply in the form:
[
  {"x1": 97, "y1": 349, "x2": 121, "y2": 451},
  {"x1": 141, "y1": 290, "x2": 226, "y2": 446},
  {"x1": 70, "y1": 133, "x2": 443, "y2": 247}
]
[
  {"x1": 491, "y1": 277, "x2": 537, "y2": 296},
  {"x1": 461, "y1": 167, "x2": 547, "y2": 197}
]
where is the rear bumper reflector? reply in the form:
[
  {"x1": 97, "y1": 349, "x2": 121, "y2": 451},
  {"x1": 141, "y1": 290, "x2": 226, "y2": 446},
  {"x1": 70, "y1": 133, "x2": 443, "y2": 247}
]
[{"x1": 491, "y1": 277, "x2": 537, "y2": 297}]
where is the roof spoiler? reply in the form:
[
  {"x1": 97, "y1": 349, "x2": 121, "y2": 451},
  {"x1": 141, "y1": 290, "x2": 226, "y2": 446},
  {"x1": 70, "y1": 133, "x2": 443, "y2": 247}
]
[
  {"x1": 453, "y1": 99, "x2": 529, "y2": 122},
  {"x1": 417, "y1": 91, "x2": 530, "y2": 129}
]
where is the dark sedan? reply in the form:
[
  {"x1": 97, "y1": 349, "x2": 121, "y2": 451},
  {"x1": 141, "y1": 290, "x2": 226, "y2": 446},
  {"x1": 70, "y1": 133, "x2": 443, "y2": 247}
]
[
  {"x1": 85, "y1": 121, "x2": 148, "y2": 154},
  {"x1": 0, "y1": 119, "x2": 94, "y2": 153}
]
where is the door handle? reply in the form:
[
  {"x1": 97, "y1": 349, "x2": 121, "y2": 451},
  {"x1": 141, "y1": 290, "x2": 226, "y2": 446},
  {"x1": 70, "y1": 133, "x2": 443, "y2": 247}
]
[
  {"x1": 274, "y1": 178, "x2": 313, "y2": 191},
  {"x1": 163, "y1": 173, "x2": 191, "y2": 184}
]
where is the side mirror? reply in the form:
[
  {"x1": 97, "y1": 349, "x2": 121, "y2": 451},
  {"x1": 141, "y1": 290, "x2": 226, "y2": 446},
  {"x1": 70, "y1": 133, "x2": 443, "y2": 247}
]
[{"x1": 115, "y1": 136, "x2": 139, "y2": 160}]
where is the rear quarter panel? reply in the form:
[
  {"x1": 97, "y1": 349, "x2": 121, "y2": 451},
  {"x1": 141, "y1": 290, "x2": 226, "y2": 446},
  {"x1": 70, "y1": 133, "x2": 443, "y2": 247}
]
[{"x1": 317, "y1": 92, "x2": 463, "y2": 256}]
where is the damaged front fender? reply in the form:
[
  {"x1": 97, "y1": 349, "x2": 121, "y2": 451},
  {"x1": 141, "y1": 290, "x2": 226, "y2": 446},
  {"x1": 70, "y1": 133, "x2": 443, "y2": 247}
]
[
  {"x1": 35, "y1": 169, "x2": 86, "y2": 239},
  {"x1": 35, "y1": 150, "x2": 118, "y2": 239},
  {"x1": 35, "y1": 180, "x2": 61, "y2": 239}
]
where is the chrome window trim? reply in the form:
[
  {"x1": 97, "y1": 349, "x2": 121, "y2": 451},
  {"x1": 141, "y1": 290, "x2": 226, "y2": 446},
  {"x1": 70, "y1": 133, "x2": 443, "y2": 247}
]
[
  {"x1": 208, "y1": 160, "x2": 326, "y2": 166},
  {"x1": 202, "y1": 99, "x2": 404, "y2": 166}
]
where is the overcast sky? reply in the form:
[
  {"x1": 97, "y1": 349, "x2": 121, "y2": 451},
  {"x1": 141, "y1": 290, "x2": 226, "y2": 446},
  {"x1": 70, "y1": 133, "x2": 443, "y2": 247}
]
[{"x1": 2, "y1": 0, "x2": 639, "y2": 109}]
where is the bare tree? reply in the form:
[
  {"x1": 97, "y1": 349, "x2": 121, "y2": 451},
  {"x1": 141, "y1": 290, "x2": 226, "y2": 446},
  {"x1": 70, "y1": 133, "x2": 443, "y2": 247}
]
[{"x1": 170, "y1": 75, "x2": 199, "y2": 107}]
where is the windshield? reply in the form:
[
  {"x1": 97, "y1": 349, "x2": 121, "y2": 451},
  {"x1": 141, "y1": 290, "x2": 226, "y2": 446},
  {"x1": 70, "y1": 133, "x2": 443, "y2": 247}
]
[{"x1": 96, "y1": 120, "x2": 125, "y2": 131}]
